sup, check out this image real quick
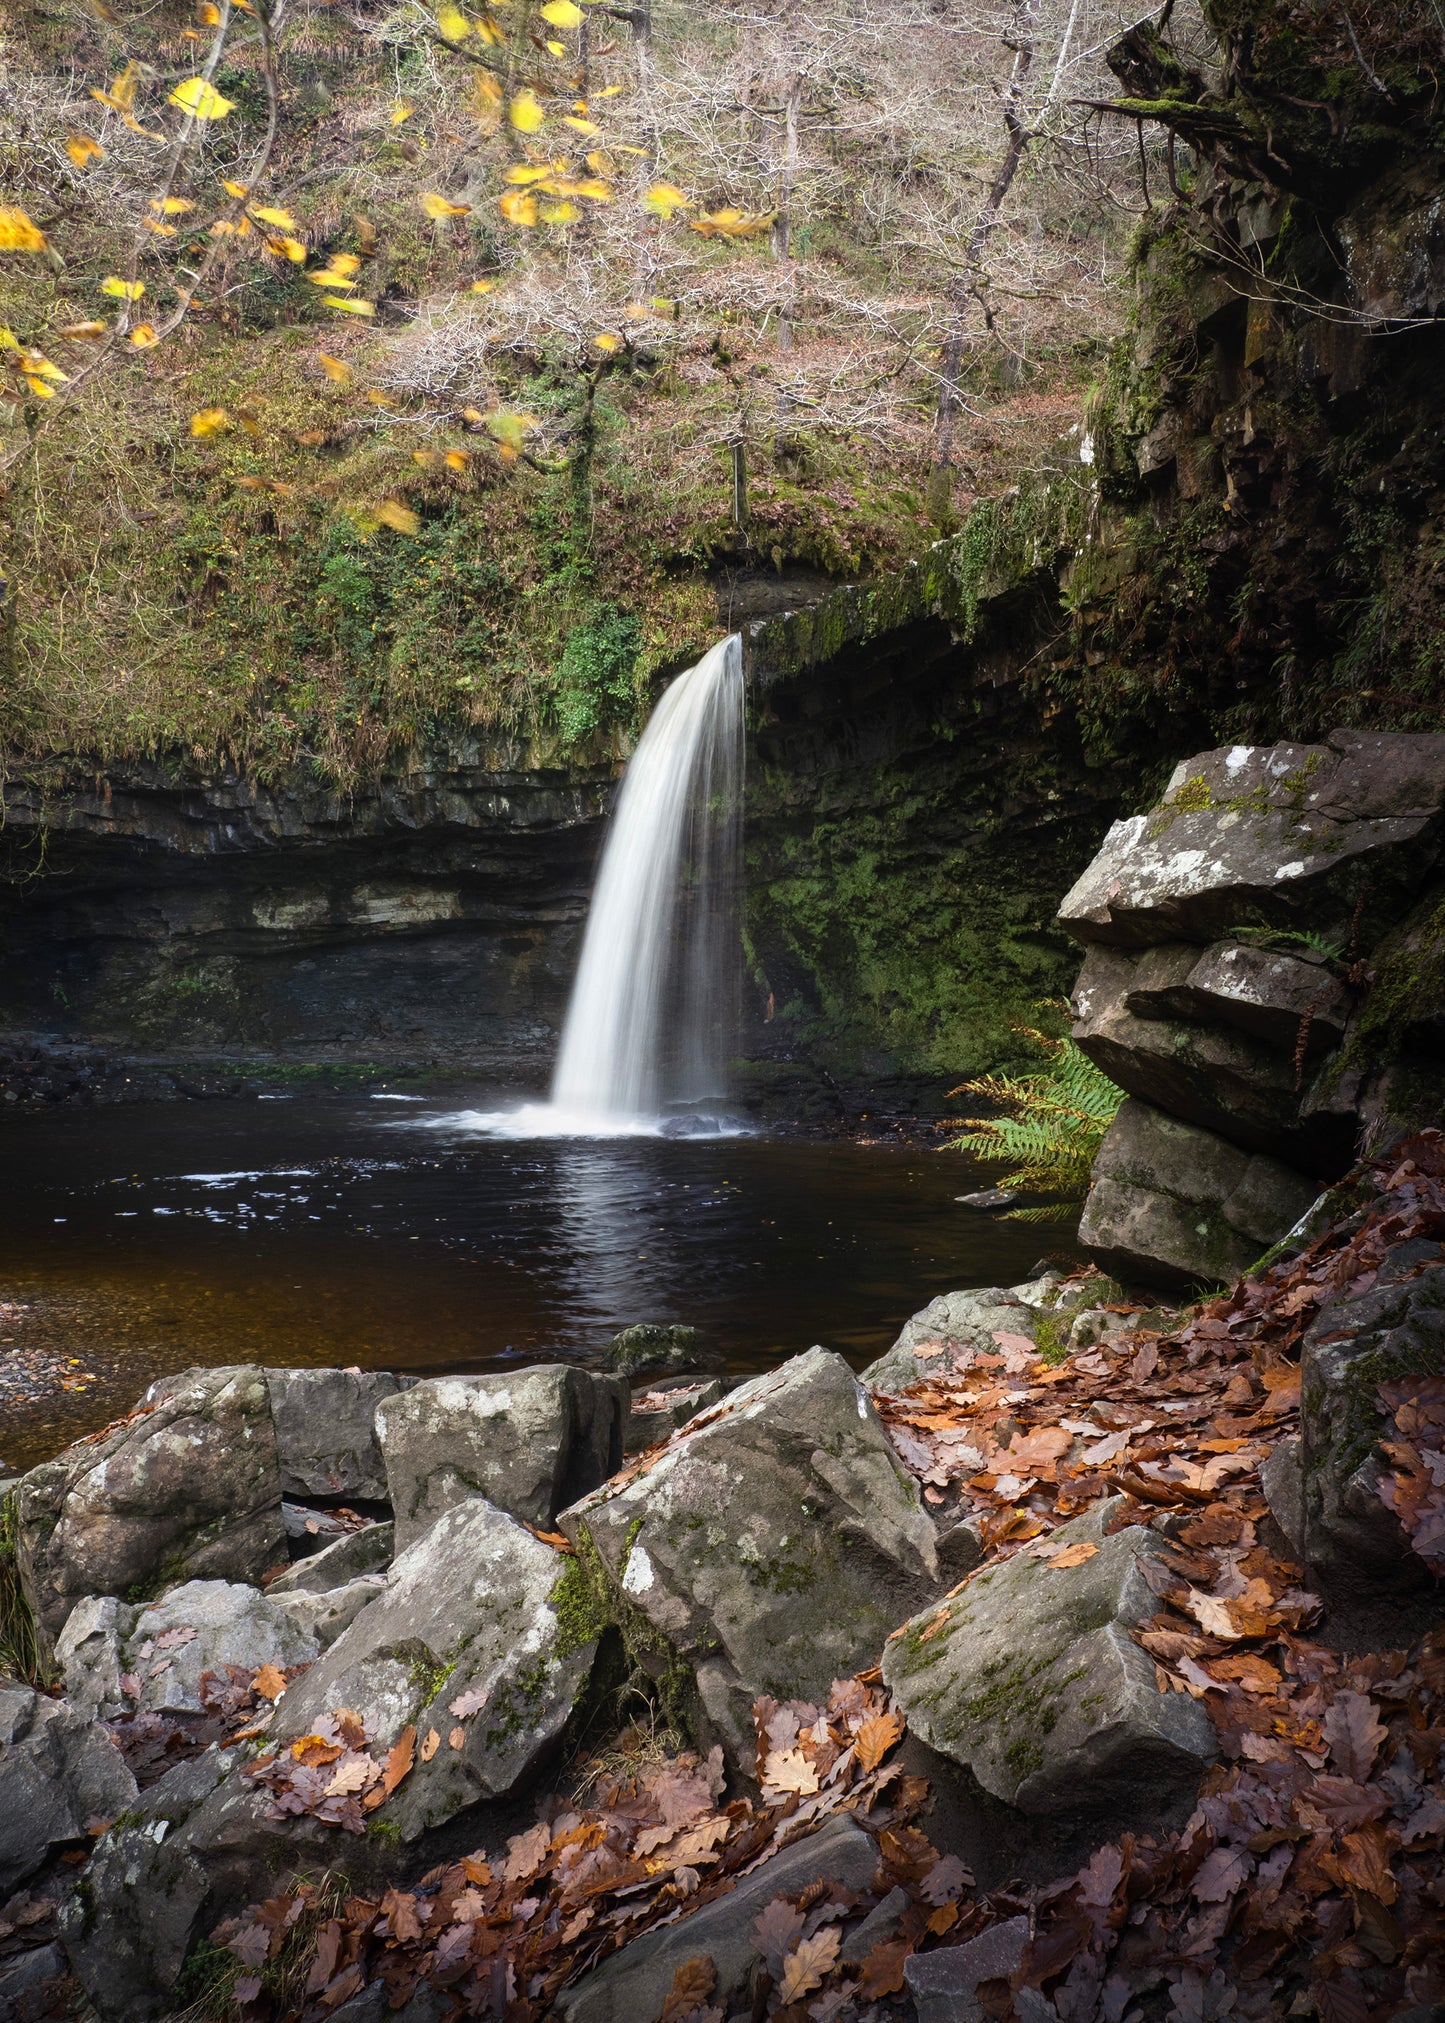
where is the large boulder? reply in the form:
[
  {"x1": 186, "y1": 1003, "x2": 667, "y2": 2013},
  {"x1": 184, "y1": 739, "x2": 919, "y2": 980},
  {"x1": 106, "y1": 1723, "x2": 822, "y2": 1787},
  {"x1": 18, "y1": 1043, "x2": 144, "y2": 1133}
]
[
  {"x1": 1070, "y1": 944, "x2": 1353, "y2": 1166},
  {"x1": 262, "y1": 1497, "x2": 595, "y2": 1840},
  {"x1": 1300, "y1": 1250, "x2": 1445, "y2": 1589},
  {"x1": 882, "y1": 1499, "x2": 1217, "y2": 1812},
  {"x1": 264, "y1": 1520, "x2": 394, "y2": 1595},
  {"x1": 264, "y1": 1369, "x2": 407, "y2": 1502},
  {"x1": 1114, "y1": 938, "x2": 1352, "y2": 1050},
  {"x1": 861, "y1": 1272, "x2": 1114, "y2": 1394},
  {"x1": 376, "y1": 1366, "x2": 627, "y2": 1550},
  {"x1": 57, "y1": 1579, "x2": 320, "y2": 1719},
  {"x1": 15, "y1": 1368, "x2": 286, "y2": 1641},
  {"x1": 61, "y1": 1500, "x2": 597, "y2": 2022},
  {"x1": 559, "y1": 1347, "x2": 939, "y2": 1765},
  {"x1": 1056, "y1": 731, "x2": 1445, "y2": 949},
  {"x1": 553, "y1": 1814, "x2": 881, "y2": 2023},
  {"x1": 1078, "y1": 1098, "x2": 1319, "y2": 1288},
  {"x1": 0, "y1": 1682, "x2": 137, "y2": 1893}
]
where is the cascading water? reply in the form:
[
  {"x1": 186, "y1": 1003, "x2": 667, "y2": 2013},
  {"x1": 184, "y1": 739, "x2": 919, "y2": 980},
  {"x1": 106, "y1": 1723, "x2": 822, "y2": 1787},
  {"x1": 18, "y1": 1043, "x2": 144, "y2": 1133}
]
[
  {"x1": 549, "y1": 633, "x2": 745, "y2": 1130},
  {"x1": 450, "y1": 634, "x2": 746, "y2": 1138}
]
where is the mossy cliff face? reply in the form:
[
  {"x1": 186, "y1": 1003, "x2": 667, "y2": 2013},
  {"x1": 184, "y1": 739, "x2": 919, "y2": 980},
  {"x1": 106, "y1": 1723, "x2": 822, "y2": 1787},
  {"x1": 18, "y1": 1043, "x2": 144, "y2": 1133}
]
[{"x1": 739, "y1": 1, "x2": 1445, "y2": 1096}]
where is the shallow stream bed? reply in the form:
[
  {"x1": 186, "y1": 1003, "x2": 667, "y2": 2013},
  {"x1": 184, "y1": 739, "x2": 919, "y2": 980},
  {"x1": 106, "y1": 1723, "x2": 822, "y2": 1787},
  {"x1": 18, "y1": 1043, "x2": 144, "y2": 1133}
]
[{"x1": 0, "y1": 1087, "x2": 1077, "y2": 1471}]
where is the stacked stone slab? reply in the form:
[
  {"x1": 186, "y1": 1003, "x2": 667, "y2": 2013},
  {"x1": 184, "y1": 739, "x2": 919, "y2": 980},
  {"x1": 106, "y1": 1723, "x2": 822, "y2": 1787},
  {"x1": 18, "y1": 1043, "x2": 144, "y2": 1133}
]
[{"x1": 1057, "y1": 732, "x2": 1445, "y2": 1284}]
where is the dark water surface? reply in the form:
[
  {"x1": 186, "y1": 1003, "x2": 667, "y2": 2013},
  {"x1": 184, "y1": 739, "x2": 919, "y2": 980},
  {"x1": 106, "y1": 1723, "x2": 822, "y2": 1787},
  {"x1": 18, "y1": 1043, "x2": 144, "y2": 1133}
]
[{"x1": 0, "y1": 1089, "x2": 1077, "y2": 1470}]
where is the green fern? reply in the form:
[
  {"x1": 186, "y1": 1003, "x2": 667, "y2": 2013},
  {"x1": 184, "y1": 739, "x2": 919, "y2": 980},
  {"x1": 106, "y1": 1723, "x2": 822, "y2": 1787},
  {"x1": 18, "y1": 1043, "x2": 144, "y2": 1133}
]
[{"x1": 944, "y1": 1025, "x2": 1124, "y2": 1221}]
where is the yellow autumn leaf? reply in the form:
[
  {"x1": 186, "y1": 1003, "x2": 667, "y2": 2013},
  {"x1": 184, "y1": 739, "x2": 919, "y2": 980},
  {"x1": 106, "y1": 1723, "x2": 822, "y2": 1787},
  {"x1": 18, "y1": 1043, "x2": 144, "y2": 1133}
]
[
  {"x1": 365, "y1": 388, "x2": 390, "y2": 404},
  {"x1": 597, "y1": 83, "x2": 624, "y2": 97},
  {"x1": 222, "y1": 179, "x2": 249, "y2": 199},
  {"x1": 23, "y1": 375, "x2": 56, "y2": 399},
  {"x1": 59, "y1": 319, "x2": 108, "y2": 337},
  {"x1": 198, "y1": 0, "x2": 221, "y2": 21},
  {"x1": 644, "y1": 183, "x2": 692, "y2": 220},
  {"x1": 411, "y1": 449, "x2": 441, "y2": 468},
  {"x1": 327, "y1": 253, "x2": 361, "y2": 278},
  {"x1": 306, "y1": 268, "x2": 356, "y2": 288},
  {"x1": 541, "y1": 200, "x2": 578, "y2": 223},
  {"x1": 470, "y1": 278, "x2": 496, "y2": 292},
  {"x1": 21, "y1": 352, "x2": 68, "y2": 382},
  {"x1": 0, "y1": 207, "x2": 49, "y2": 253},
  {"x1": 268, "y1": 236, "x2": 308, "y2": 263},
  {"x1": 235, "y1": 214, "x2": 254, "y2": 236},
  {"x1": 436, "y1": 1, "x2": 472, "y2": 36},
  {"x1": 189, "y1": 407, "x2": 228, "y2": 436},
  {"x1": 66, "y1": 133, "x2": 104, "y2": 168},
  {"x1": 326, "y1": 296, "x2": 375, "y2": 315},
  {"x1": 592, "y1": 330, "x2": 621, "y2": 351},
  {"x1": 504, "y1": 164, "x2": 551, "y2": 185},
  {"x1": 562, "y1": 115, "x2": 598, "y2": 135},
  {"x1": 249, "y1": 204, "x2": 296, "y2": 229},
  {"x1": 169, "y1": 76, "x2": 235, "y2": 119},
  {"x1": 564, "y1": 176, "x2": 610, "y2": 200},
  {"x1": 90, "y1": 62, "x2": 139, "y2": 113},
  {"x1": 100, "y1": 276, "x2": 144, "y2": 300},
  {"x1": 544, "y1": 40, "x2": 565, "y2": 56},
  {"x1": 318, "y1": 353, "x2": 352, "y2": 382},
  {"x1": 508, "y1": 89, "x2": 545, "y2": 132},
  {"x1": 129, "y1": 323, "x2": 160, "y2": 347},
  {"x1": 144, "y1": 219, "x2": 178, "y2": 237},
  {"x1": 421, "y1": 192, "x2": 472, "y2": 219},
  {"x1": 475, "y1": 14, "x2": 504, "y2": 42},
  {"x1": 150, "y1": 197, "x2": 195, "y2": 215},
  {"x1": 498, "y1": 190, "x2": 538, "y2": 226},
  {"x1": 689, "y1": 206, "x2": 776, "y2": 238},
  {"x1": 390, "y1": 101, "x2": 413, "y2": 125},
  {"x1": 121, "y1": 114, "x2": 167, "y2": 140},
  {"x1": 444, "y1": 449, "x2": 469, "y2": 469},
  {"x1": 485, "y1": 408, "x2": 535, "y2": 451},
  {"x1": 375, "y1": 500, "x2": 420, "y2": 533},
  {"x1": 540, "y1": 0, "x2": 584, "y2": 21},
  {"x1": 650, "y1": 295, "x2": 676, "y2": 314}
]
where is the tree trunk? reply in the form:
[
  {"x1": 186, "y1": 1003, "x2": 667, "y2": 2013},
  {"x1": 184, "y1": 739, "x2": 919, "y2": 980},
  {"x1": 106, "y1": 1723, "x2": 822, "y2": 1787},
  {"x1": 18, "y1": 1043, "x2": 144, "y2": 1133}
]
[{"x1": 775, "y1": 72, "x2": 802, "y2": 351}]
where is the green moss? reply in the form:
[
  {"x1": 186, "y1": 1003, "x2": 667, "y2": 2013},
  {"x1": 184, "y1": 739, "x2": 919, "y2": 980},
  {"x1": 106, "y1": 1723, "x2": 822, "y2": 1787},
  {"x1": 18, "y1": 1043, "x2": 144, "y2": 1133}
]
[
  {"x1": 566, "y1": 1520, "x2": 701, "y2": 1740},
  {"x1": 367, "y1": 1818, "x2": 402, "y2": 1847}
]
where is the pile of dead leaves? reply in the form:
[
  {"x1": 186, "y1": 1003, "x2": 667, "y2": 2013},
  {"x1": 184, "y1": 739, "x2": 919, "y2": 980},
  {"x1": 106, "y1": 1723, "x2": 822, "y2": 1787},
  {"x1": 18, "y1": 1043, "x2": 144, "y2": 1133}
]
[
  {"x1": 212, "y1": 1680, "x2": 970, "y2": 2022},
  {"x1": 1378, "y1": 1376, "x2": 1445, "y2": 1575},
  {"x1": 243, "y1": 1708, "x2": 422, "y2": 1834},
  {"x1": 105, "y1": 1661, "x2": 306, "y2": 1790}
]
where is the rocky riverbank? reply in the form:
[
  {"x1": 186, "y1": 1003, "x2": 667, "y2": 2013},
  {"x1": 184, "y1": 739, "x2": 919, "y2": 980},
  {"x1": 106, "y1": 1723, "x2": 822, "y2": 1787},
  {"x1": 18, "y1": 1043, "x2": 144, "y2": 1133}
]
[{"x1": 2, "y1": 1134, "x2": 1442, "y2": 2023}]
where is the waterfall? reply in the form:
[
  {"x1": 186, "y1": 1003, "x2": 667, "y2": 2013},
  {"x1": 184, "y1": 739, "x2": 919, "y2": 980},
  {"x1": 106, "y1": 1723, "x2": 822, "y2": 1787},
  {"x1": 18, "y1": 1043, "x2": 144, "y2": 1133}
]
[{"x1": 548, "y1": 634, "x2": 745, "y2": 1131}]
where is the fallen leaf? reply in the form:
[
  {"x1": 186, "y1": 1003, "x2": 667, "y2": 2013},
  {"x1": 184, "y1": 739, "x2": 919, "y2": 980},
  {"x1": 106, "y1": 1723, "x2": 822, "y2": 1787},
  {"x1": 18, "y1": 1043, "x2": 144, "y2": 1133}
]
[
  {"x1": 660, "y1": 1955, "x2": 717, "y2": 2023},
  {"x1": 779, "y1": 1928, "x2": 841, "y2": 2006},
  {"x1": 252, "y1": 1665, "x2": 287, "y2": 1701}
]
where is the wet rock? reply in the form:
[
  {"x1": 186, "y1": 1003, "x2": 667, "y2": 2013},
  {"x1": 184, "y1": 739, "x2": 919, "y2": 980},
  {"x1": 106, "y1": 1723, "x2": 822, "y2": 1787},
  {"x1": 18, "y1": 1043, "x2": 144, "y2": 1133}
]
[
  {"x1": 1300, "y1": 1257, "x2": 1445, "y2": 1588},
  {"x1": 15, "y1": 1367, "x2": 286, "y2": 1642},
  {"x1": 265, "y1": 1521, "x2": 393, "y2": 1594},
  {"x1": 882, "y1": 1499, "x2": 1217, "y2": 1813},
  {"x1": 1117, "y1": 939, "x2": 1352, "y2": 1051},
  {"x1": 1078, "y1": 1098, "x2": 1318, "y2": 1288},
  {"x1": 1070, "y1": 945, "x2": 1346, "y2": 1164},
  {"x1": 0, "y1": 1939, "x2": 69, "y2": 2023},
  {"x1": 905, "y1": 1915, "x2": 1031, "y2": 2023},
  {"x1": 376, "y1": 1366, "x2": 627, "y2": 1550},
  {"x1": 57, "y1": 1750, "x2": 229, "y2": 2023},
  {"x1": 264, "y1": 1368, "x2": 408, "y2": 1502},
  {"x1": 1056, "y1": 732, "x2": 1445, "y2": 950},
  {"x1": 0, "y1": 1683, "x2": 137, "y2": 1892},
  {"x1": 861, "y1": 1274, "x2": 1107, "y2": 1394},
  {"x1": 247, "y1": 1496, "x2": 595, "y2": 1841},
  {"x1": 623, "y1": 1379, "x2": 726, "y2": 1453},
  {"x1": 57, "y1": 1579, "x2": 319, "y2": 1719},
  {"x1": 273, "y1": 1573, "x2": 389, "y2": 1649},
  {"x1": 552, "y1": 1814, "x2": 880, "y2": 2023},
  {"x1": 603, "y1": 1323, "x2": 706, "y2": 1378},
  {"x1": 560, "y1": 1347, "x2": 938, "y2": 1765},
  {"x1": 954, "y1": 1188, "x2": 1019, "y2": 1210}
]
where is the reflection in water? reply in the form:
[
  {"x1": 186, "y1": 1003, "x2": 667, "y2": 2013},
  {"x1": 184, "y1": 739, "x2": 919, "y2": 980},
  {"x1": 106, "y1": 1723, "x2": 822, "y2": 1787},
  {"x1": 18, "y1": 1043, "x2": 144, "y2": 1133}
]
[{"x1": 0, "y1": 1089, "x2": 1078, "y2": 1469}]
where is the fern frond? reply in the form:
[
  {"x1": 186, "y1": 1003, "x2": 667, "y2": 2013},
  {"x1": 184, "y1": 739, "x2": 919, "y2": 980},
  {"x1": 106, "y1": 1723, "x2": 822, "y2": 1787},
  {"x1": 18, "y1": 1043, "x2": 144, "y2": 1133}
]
[{"x1": 943, "y1": 1029, "x2": 1124, "y2": 1211}]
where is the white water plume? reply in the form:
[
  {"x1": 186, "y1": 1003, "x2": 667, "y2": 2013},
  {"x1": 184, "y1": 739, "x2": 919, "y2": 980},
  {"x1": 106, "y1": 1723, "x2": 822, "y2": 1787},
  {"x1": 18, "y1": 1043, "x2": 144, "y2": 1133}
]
[{"x1": 442, "y1": 635, "x2": 746, "y2": 1139}]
